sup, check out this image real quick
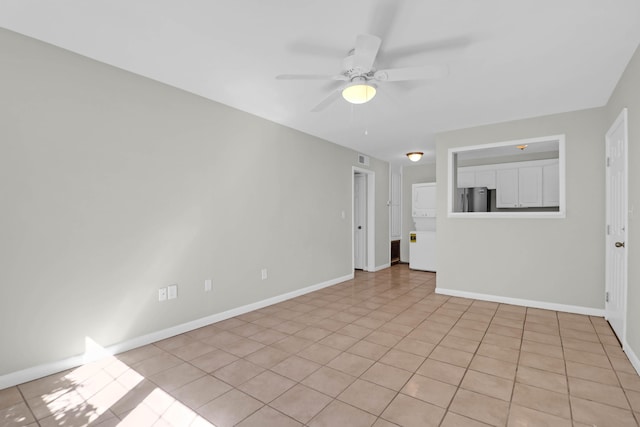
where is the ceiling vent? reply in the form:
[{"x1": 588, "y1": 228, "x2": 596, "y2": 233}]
[{"x1": 357, "y1": 153, "x2": 370, "y2": 166}]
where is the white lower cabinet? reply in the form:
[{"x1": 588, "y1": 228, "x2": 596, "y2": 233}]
[
  {"x1": 518, "y1": 166, "x2": 543, "y2": 207},
  {"x1": 496, "y1": 169, "x2": 519, "y2": 207},
  {"x1": 460, "y1": 159, "x2": 559, "y2": 209}
]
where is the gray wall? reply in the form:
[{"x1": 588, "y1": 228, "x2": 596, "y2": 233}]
[
  {"x1": 606, "y1": 44, "x2": 640, "y2": 359},
  {"x1": 435, "y1": 108, "x2": 606, "y2": 309},
  {"x1": 400, "y1": 163, "x2": 437, "y2": 262},
  {"x1": 0, "y1": 29, "x2": 389, "y2": 375}
]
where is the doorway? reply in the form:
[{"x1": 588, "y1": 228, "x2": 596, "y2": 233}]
[
  {"x1": 605, "y1": 108, "x2": 628, "y2": 344},
  {"x1": 352, "y1": 167, "x2": 375, "y2": 272},
  {"x1": 354, "y1": 173, "x2": 366, "y2": 270}
]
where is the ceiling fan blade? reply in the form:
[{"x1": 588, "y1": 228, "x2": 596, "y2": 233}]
[
  {"x1": 352, "y1": 34, "x2": 382, "y2": 73},
  {"x1": 311, "y1": 89, "x2": 343, "y2": 112},
  {"x1": 374, "y1": 65, "x2": 448, "y2": 82},
  {"x1": 381, "y1": 35, "x2": 473, "y2": 64},
  {"x1": 276, "y1": 74, "x2": 348, "y2": 81},
  {"x1": 368, "y1": 0, "x2": 402, "y2": 42}
]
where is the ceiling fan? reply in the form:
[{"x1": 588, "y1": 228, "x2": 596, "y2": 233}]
[{"x1": 276, "y1": 33, "x2": 449, "y2": 112}]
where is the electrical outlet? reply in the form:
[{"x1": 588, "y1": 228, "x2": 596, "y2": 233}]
[
  {"x1": 168, "y1": 284, "x2": 178, "y2": 300},
  {"x1": 204, "y1": 279, "x2": 212, "y2": 292},
  {"x1": 158, "y1": 287, "x2": 167, "y2": 302},
  {"x1": 261, "y1": 268, "x2": 268, "y2": 280}
]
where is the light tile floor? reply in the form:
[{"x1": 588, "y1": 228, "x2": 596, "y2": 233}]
[{"x1": 2, "y1": 265, "x2": 640, "y2": 426}]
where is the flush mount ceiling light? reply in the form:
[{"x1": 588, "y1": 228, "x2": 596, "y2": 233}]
[
  {"x1": 517, "y1": 144, "x2": 528, "y2": 150},
  {"x1": 342, "y1": 77, "x2": 377, "y2": 104},
  {"x1": 406, "y1": 152, "x2": 424, "y2": 162}
]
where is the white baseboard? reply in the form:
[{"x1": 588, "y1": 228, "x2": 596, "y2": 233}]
[
  {"x1": 435, "y1": 287, "x2": 605, "y2": 317},
  {"x1": 372, "y1": 263, "x2": 390, "y2": 272},
  {"x1": 0, "y1": 272, "x2": 354, "y2": 390},
  {"x1": 623, "y1": 340, "x2": 640, "y2": 376}
]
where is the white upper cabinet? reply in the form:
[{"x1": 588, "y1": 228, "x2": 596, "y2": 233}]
[
  {"x1": 475, "y1": 170, "x2": 496, "y2": 189},
  {"x1": 457, "y1": 170, "x2": 475, "y2": 188},
  {"x1": 457, "y1": 167, "x2": 496, "y2": 189}
]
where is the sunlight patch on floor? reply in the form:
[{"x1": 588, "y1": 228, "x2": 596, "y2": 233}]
[{"x1": 34, "y1": 338, "x2": 215, "y2": 426}]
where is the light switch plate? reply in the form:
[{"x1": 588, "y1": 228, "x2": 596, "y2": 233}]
[{"x1": 204, "y1": 279, "x2": 212, "y2": 292}]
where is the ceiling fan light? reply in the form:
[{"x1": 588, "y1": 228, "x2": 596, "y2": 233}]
[
  {"x1": 342, "y1": 83, "x2": 377, "y2": 104},
  {"x1": 406, "y1": 152, "x2": 424, "y2": 162}
]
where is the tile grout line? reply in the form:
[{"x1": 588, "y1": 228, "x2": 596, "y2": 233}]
[
  {"x1": 298, "y1": 274, "x2": 441, "y2": 424},
  {"x1": 503, "y1": 303, "x2": 527, "y2": 427},
  {"x1": 557, "y1": 307, "x2": 574, "y2": 424},
  {"x1": 592, "y1": 315, "x2": 640, "y2": 424},
  {"x1": 439, "y1": 296, "x2": 503, "y2": 426},
  {"x1": 317, "y1": 275, "x2": 442, "y2": 424},
  {"x1": 371, "y1": 281, "x2": 451, "y2": 425},
  {"x1": 15, "y1": 384, "x2": 40, "y2": 427},
  {"x1": 213, "y1": 272, "x2": 436, "y2": 426}
]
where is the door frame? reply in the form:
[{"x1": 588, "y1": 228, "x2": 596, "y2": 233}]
[
  {"x1": 352, "y1": 167, "x2": 375, "y2": 272},
  {"x1": 605, "y1": 107, "x2": 629, "y2": 345},
  {"x1": 354, "y1": 173, "x2": 366, "y2": 270}
]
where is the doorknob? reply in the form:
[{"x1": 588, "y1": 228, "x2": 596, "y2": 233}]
[
  {"x1": 358, "y1": 226, "x2": 362, "y2": 230},
  {"x1": 615, "y1": 241, "x2": 625, "y2": 248}
]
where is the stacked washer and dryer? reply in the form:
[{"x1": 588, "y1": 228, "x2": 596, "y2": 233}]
[{"x1": 409, "y1": 182, "x2": 436, "y2": 271}]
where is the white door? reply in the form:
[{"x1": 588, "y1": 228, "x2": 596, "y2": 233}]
[
  {"x1": 354, "y1": 173, "x2": 367, "y2": 270},
  {"x1": 605, "y1": 108, "x2": 628, "y2": 341}
]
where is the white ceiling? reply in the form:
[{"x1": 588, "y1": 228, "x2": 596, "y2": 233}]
[{"x1": 2, "y1": 1, "x2": 639, "y2": 165}]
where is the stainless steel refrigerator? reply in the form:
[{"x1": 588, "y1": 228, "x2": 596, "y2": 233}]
[{"x1": 456, "y1": 187, "x2": 488, "y2": 212}]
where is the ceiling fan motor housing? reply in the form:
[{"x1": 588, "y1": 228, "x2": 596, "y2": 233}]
[{"x1": 342, "y1": 53, "x2": 375, "y2": 78}]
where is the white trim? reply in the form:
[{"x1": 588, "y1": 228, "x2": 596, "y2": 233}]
[
  {"x1": 449, "y1": 134, "x2": 565, "y2": 155},
  {"x1": 389, "y1": 168, "x2": 402, "y2": 241},
  {"x1": 447, "y1": 134, "x2": 566, "y2": 218},
  {"x1": 605, "y1": 107, "x2": 629, "y2": 346},
  {"x1": 447, "y1": 211, "x2": 564, "y2": 219},
  {"x1": 622, "y1": 339, "x2": 640, "y2": 376},
  {"x1": 366, "y1": 172, "x2": 376, "y2": 272},
  {"x1": 0, "y1": 273, "x2": 353, "y2": 390},
  {"x1": 352, "y1": 167, "x2": 376, "y2": 272},
  {"x1": 435, "y1": 287, "x2": 605, "y2": 317},
  {"x1": 373, "y1": 263, "x2": 390, "y2": 272}
]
